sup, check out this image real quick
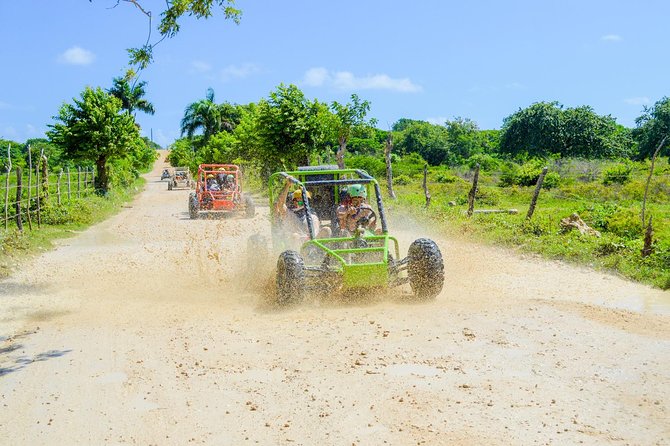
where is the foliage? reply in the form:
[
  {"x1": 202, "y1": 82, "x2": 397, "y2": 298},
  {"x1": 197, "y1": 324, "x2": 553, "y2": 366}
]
[
  {"x1": 466, "y1": 153, "x2": 501, "y2": 171},
  {"x1": 602, "y1": 162, "x2": 633, "y2": 185},
  {"x1": 394, "y1": 120, "x2": 452, "y2": 165},
  {"x1": 104, "y1": 0, "x2": 242, "y2": 70},
  {"x1": 392, "y1": 152, "x2": 428, "y2": 178},
  {"x1": 393, "y1": 174, "x2": 411, "y2": 185},
  {"x1": 181, "y1": 88, "x2": 239, "y2": 143},
  {"x1": 499, "y1": 101, "x2": 633, "y2": 159},
  {"x1": 47, "y1": 87, "x2": 143, "y2": 194},
  {"x1": 107, "y1": 76, "x2": 155, "y2": 117},
  {"x1": 633, "y1": 96, "x2": 670, "y2": 159},
  {"x1": 345, "y1": 154, "x2": 386, "y2": 178}
]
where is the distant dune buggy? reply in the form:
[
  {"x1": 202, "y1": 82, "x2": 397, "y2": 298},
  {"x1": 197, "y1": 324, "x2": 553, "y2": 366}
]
[
  {"x1": 167, "y1": 167, "x2": 193, "y2": 190},
  {"x1": 261, "y1": 166, "x2": 445, "y2": 305},
  {"x1": 188, "y1": 164, "x2": 255, "y2": 219}
]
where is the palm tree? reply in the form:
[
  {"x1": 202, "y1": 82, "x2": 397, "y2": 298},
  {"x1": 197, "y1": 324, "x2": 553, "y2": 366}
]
[
  {"x1": 180, "y1": 88, "x2": 241, "y2": 142},
  {"x1": 108, "y1": 77, "x2": 155, "y2": 117}
]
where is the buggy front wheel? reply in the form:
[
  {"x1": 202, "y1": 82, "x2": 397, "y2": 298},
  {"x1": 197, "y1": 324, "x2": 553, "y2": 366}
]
[
  {"x1": 407, "y1": 238, "x2": 444, "y2": 300},
  {"x1": 276, "y1": 250, "x2": 305, "y2": 305}
]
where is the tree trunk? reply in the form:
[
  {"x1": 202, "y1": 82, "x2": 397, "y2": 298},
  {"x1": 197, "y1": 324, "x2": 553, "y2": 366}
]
[
  {"x1": 336, "y1": 136, "x2": 346, "y2": 169},
  {"x1": 384, "y1": 133, "x2": 396, "y2": 199},
  {"x1": 422, "y1": 164, "x2": 431, "y2": 208},
  {"x1": 526, "y1": 167, "x2": 548, "y2": 220},
  {"x1": 95, "y1": 156, "x2": 108, "y2": 195}
]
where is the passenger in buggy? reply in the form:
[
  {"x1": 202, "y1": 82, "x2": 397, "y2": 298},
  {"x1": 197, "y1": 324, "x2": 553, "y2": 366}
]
[
  {"x1": 274, "y1": 179, "x2": 331, "y2": 242},
  {"x1": 336, "y1": 184, "x2": 377, "y2": 235}
]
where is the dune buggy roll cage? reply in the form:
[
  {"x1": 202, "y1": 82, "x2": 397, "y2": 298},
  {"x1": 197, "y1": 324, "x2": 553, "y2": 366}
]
[{"x1": 270, "y1": 168, "x2": 389, "y2": 240}]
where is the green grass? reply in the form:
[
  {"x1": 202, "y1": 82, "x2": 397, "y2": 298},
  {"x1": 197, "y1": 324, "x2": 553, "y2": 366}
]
[
  {"x1": 385, "y1": 166, "x2": 670, "y2": 290},
  {"x1": 0, "y1": 178, "x2": 146, "y2": 278}
]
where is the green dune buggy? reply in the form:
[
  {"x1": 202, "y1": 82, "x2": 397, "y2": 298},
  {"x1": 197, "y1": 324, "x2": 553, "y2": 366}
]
[{"x1": 259, "y1": 166, "x2": 444, "y2": 305}]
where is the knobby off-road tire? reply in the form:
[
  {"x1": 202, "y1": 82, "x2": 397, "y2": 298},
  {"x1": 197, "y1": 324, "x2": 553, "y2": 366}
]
[
  {"x1": 168, "y1": 182, "x2": 173, "y2": 191},
  {"x1": 276, "y1": 250, "x2": 305, "y2": 305},
  {"x1": 407, "y1": 238, "x2": 444, "y2": 300},
  {"x1": 188, "y1": 193, "x2": 199, "y2": 219},
  {"x1": 244, "y1": 194, "x2": 255, "y2": 218}
]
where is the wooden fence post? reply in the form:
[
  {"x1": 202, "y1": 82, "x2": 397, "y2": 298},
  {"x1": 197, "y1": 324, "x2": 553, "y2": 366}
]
[
  {"x1": 77, "y1": 166, "x2": 81, "y2": 198},
  {"x1": 57, "y1": 169, "x2": 63, "y2": 205},
  {"x1": 384, "y1": 133, "x2": 396, "y2": 200},
  {"x1": 467, "y1": 164, "x2": 480, "y2": 217},
  {"x1": 67, "y1": 167, "x2": 71, "y2": 201},
  {"x1": 641, "y1": 216, "x2": 654, "y2": 257},
  {"x1": 26, "y1": 145, "x2": 33, "y2": 230},
  {"x1": 35, "y1": 150, "x2": 42, "y2": 227},
  {"x1": 526, "y1": 167, "x2": 548, "y2": 220},
  {"x1": 4, "y1": 143, "x2": 11, "y2": 230},
  {"x1": 15, "y1": 167, "x2": 23, "y2": 231},
  {"x1": 423, "y1": 164, "x2": 431, "y2": 208},
  {"x1": 641, "y1": 134, "x2": 667, "y2": 226}
]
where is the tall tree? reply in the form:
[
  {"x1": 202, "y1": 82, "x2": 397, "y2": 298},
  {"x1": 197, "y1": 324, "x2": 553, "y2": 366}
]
[
  {"x1": 633, "y1": 97, "x2": 670, "y2": 159},
  {"x1": 107, "y1": 76, "x2": 155, "y2": 117},
  {"x1": 47, "y1": 87, "x2": 141, "y2": 193},
  {"x1": 180, "y1": 88, "x2": 231, "y2": 143},
  {"x1": 331, "y1": 94, "x2": 374, "y2": 169}
]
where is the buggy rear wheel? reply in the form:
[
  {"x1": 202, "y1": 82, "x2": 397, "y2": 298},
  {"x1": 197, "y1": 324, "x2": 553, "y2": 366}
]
[
  {"x1": 407, "y1": 238, "x2": 444, "y2": 300},
  {"x1": 276, "y1": 250, "x2": 305, "y2": 305},
  {"x1": 168, "y1": 182, "x2": 173, "y2": 190},
  {"x1": 188, "y1": 193, "x2": 199, "y2": 219}
]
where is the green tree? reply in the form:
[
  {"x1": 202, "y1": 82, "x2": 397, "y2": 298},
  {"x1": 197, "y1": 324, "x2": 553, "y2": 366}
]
[
  {"x1": 47, "y1": 87, "x2": 141, "y2": 194},
  {"x1": 253, "y1": 84, "x2": 325, "y2": 173},
  {"x1": 633, "y1": 97, "x2": 670, "y2": 159},
  {"x1": 499, "y1": 101, "x2": 564, "y2": 158},
  {"x1": 444, "y1": 117, "x2": 482, "y2": 163},
  {"x1": 561, "y1": 106, "x2": 632, "y2": 158},
  {"x1": 394, "y1": 120, "x2": 451, "y2": 165},
  {"x1": 107, "y1": 76, "x2": 155, "y2": 117},
  {"x1": 180, "y1": 88, "x2": 243, "y2": 147},
  {"x1": 331, "y1": 94, "x2": 375, "y2": 168}
]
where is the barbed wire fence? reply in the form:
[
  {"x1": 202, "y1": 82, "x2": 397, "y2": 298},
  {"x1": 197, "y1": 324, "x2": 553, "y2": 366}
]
[{"x1": 1, "y1": 144, "x2": 95, "y2": 232}]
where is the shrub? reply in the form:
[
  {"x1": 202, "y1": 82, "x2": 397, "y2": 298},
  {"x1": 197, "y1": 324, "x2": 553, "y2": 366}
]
[
  {"x1": 542, "y1": 171, "x2": 561, "y2": 190},
  {"x1": 346, "y1": 154, "x2": 386, "y2": 178},
  {"x1": 393, "y1": 175, "x2": 411, "y2": 185},
  {"x1": 603, "y1": 163, "x2": 633, "y2": 185},
  {"x1": 475, "y1": 186, "x2": 502, "y2": 206},
  {"x1": 605, "y1": 208, "x2": 643, "y2": 239},
  {"x1": 434, "y1": 171, "x2": 458, "y2": 183},
  {"x1": 466, "y1": 153, "x2": 501, "y2": 171}
]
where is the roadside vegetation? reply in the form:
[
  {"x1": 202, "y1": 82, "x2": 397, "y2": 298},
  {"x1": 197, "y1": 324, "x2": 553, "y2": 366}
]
[{"x1": 2, "y1": 72, "x2": 668, "y2": 289}]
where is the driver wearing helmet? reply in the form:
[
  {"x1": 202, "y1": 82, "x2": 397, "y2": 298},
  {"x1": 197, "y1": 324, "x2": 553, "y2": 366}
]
[
  {"x1": 206, "y1": 174, "x2": 220, "y2": 191},
  {"x1": 337, "y1": 183, "x2": 376, "y2": 234},
  {"x1": 274, "y1": 179, "x2": 327, "y2": 241},
  {"x1": 216, "y1": 167, "x2": 227, "y2": 187}
]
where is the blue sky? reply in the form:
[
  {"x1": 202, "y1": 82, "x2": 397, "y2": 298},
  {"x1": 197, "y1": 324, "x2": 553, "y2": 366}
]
[{"x1": 1, "y1": 0, "x2": 668, "y2": 148}]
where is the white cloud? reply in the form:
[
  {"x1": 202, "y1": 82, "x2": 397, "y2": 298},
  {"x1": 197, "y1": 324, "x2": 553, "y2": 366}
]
[
  {"x1": 601, "y1": 34, "x2": 622, "y2": 42},
  {"x1": 191, "y1": 60, "x2": 212, "y2": 73},
  {"x1": 624, "y1": 96, "x2": 650, "y2": 106},
  {"x1": 58, "y1": 46, "x2": 95, "y2": 65},
  {"x1": 220, "y1": 63, "x2": 261, "y2": 81},
  {"x1": 302, "y1": 67, "x2": 422, "y2": 93}
]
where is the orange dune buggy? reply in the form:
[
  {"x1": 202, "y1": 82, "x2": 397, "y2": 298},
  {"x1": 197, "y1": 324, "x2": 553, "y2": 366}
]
[{"x1": 188, "y1": 164, "x2": 255, "y2": 219}]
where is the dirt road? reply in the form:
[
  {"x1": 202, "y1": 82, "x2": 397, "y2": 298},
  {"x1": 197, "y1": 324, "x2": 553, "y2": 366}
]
[{"x1": 1, "y1": 153, "x2": 669, "y2": 445}]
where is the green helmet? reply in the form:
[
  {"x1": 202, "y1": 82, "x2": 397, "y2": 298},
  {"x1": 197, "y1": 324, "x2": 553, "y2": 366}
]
[
  {"x1": 226, "y1": 174, "x2": 234, "y2": 181},
  {"x1": 348, "y1": 184, "x2": 367, "y2": 198}
]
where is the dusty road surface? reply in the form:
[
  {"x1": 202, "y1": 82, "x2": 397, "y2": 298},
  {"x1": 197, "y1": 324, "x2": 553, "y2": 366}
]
[{"x1": 1, "y1": 153, "x2": 669, "y2": 446}]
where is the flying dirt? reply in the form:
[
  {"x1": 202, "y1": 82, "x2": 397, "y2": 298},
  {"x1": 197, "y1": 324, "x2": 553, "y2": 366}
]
[{"x1": 0, "y1": 152, "x2": 668, "y2": 445}]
